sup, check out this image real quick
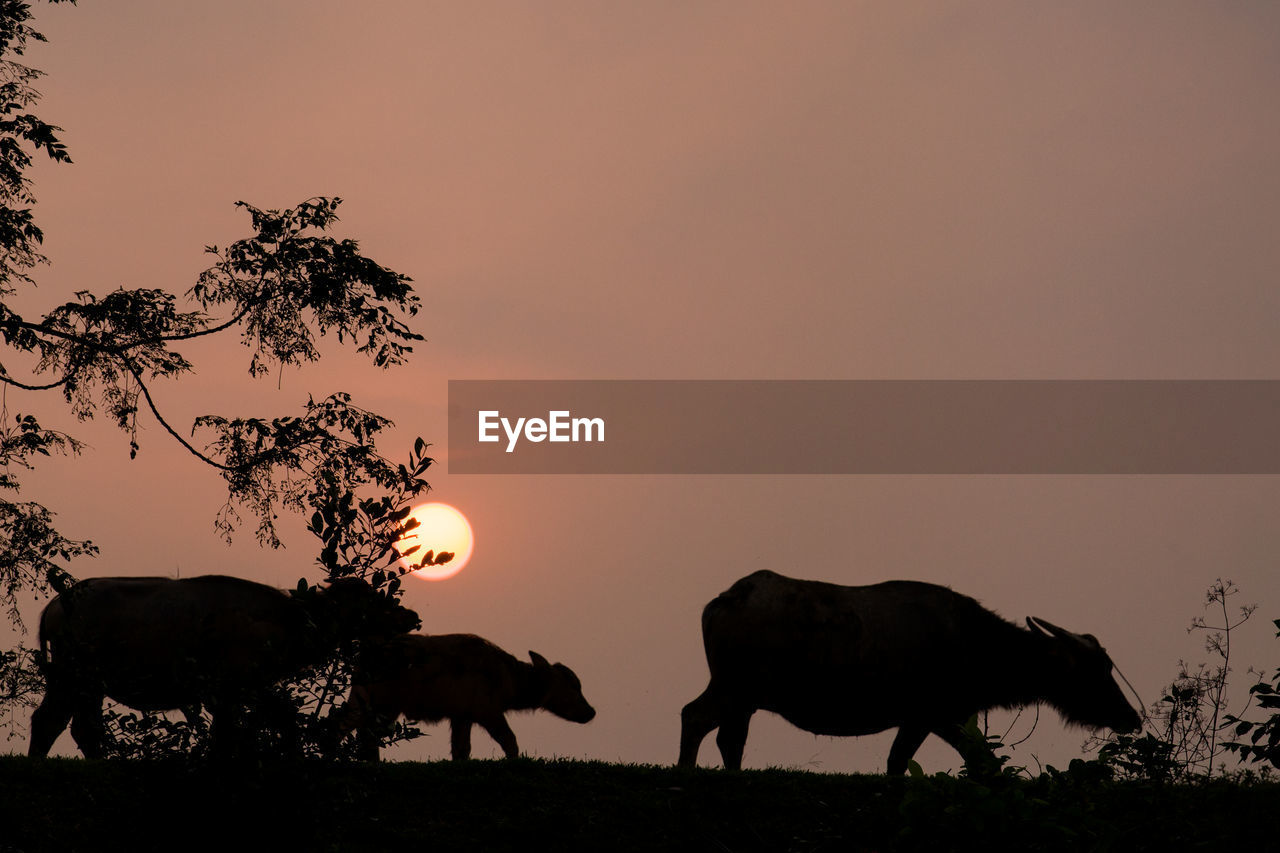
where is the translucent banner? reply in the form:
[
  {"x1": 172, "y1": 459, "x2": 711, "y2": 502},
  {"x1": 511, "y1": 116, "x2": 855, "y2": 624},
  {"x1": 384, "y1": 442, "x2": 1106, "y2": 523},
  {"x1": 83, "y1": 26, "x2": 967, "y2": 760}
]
[{"x1": 447, "y1": 380, "x2": 1280, "y2": 474}]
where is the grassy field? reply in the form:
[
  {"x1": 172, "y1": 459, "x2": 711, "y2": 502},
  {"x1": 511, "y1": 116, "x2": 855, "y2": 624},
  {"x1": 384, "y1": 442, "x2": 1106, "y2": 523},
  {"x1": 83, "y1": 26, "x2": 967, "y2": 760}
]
[{"x1": 1, "y1": 755, "x2": 1277, "y2": 852}]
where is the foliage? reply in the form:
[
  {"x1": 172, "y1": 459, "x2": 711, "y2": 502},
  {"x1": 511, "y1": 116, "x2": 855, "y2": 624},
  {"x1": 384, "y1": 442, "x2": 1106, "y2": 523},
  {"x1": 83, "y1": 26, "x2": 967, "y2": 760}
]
[
  {"x1": 0, "y1": 0, "x2": 72, "y2": 298},
  {"x1": 1224, "y1": 618, "x2": 1280, "y2": 769},
  {"x1": 100, "y1": 709, "x2": 211, "y2": 760},
  {"x1": 0, "y1": 0, "x2": 441, "y2": 757},
  {"x1": 14, "y1": 197, "x2": 423, "y2": 550},
  {"x1": 1091, "y1": 579, "x2": 1257, "y2": 781},
  {"x1": 0, "y1": 643, "x2": 38, "y2": 735}
]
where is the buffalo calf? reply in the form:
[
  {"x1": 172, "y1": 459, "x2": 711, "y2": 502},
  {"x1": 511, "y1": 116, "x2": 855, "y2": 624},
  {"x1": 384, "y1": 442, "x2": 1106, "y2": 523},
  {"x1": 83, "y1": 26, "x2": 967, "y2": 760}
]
[{"x1": 336, "y1": 633, "x2": 596, "y2": 760}]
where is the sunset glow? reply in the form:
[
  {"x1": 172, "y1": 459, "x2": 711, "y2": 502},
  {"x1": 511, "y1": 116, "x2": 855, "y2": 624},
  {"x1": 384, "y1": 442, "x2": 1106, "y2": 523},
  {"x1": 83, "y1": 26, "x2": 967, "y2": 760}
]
[{"x1": 397, "y1": 503, "x2": 474, "y2": 581}]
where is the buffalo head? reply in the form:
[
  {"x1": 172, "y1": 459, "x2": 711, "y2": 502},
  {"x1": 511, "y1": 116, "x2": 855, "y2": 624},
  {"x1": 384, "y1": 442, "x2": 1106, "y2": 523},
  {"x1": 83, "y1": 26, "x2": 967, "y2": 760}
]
[
  {"x1": 1027, "y1": 616, "x2": 1141, "y2": 735},
  {"x1": 529, "y1": 650, "x2": 597, "y2": 724}
]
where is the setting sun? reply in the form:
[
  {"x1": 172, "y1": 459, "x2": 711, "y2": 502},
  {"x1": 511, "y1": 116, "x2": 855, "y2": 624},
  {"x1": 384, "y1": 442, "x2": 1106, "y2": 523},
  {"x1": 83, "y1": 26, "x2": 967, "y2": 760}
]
[{"x1": 396, "y1": 502, "x2": 474, "y2": 581}]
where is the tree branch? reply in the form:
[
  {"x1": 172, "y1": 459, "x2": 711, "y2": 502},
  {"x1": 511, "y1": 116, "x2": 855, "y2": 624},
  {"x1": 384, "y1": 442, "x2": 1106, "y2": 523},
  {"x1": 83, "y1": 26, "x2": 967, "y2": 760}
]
[
  {"x1": 1, "y1": 301, "x2": 253, "y2": 353},
  {"x1": 0, "y1": 369, "x2": 68, "y2": 391},
  {"x1": 127, "y1": 365, "x2": 232, "y2": 472}
]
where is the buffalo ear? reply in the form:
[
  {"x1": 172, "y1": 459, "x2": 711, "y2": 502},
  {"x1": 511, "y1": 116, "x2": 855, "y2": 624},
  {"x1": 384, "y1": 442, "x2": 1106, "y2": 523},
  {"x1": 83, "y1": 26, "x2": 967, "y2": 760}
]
[{"x1": 529, "y1": 651, "x2": 550, "y2": 668}]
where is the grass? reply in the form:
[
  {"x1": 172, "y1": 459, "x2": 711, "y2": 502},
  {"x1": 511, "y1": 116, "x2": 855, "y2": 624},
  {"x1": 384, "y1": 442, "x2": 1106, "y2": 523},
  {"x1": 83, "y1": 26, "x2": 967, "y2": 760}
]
[{"x1": 1, "y1": 755, "x2": 1277, "y2": 852}]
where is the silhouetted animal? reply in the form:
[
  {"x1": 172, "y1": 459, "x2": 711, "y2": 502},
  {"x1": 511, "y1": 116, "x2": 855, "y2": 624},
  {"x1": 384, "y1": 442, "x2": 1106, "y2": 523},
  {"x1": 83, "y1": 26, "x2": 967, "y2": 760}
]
[
  {"x1": 29, "y1": 574, "x2": 420, "y2": 758},
  {"x1": 678, "y1": 569, "x2": 1141, "y2": 773},
  {"x1": 335, "y1": 633, "x2": 596, "y2": 760}
]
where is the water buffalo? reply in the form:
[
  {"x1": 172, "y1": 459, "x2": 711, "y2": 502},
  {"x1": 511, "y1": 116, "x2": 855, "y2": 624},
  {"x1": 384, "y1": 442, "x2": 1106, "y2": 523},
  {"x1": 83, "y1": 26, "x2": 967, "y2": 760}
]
[
  {"x1": 678, "y1": 569, "x2": 1141, "y2": 773},
  {"x1": 334, "y1": 633, "x2": 596, "y2": 760},
  {"x1": 29, "y1": 574, "x2": 420, "y2": 758}
]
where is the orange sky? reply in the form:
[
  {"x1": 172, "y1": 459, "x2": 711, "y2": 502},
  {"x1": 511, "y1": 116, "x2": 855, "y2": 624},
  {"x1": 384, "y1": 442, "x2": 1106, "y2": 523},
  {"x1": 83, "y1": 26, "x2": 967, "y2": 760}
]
[{"x1": 6, "y1": 1, "x2": 1280, "y2": 771}]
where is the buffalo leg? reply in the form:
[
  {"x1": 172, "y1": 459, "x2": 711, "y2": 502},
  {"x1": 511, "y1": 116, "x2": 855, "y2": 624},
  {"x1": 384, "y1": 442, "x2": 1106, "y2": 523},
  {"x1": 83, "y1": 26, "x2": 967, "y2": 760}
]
[
  {"x1": 330, "y1": 688, "x2": 383, "y2": 761},
  {"x1": 259, "y1": 689, "x2": 300, "y2": 759},
  {"x1": 332, "y1": 707, "x2": 386, "y2": 762},
  {"x1": 715, "y1": 708, "x2": 754, "y2": 771},
  {"x1": 931, "y1": 720, "x2": 1002, "y2": 776},
  {"x1": 208, "y1": 699, "x2": 250, "y2": 761},
  {"x1": 67, "y1": 694, "x2": 107, "y2": 759},
  {"x1": 28, "y1": 690, "x2": 74, "y2": 758},
  {"x1": 449, "y1": 717, "x2": 473, "y2": 760},
  {"x1": 930, "y1": 721, "x2": 967, "y2": 756},
  {"x1": 887, "y1": 725, "x2": 930, "y2": 775},
  {"x1": 350, "y1": 702, "x2": 389, "y2": 762},
  {"x1": 329, "y1": 697, "x2": 361, "y2": 743},
  {"x1": 479, "y1": 715, "x2": 519, "y2": 758},
  {"x1": 678, "y1": 684, "x2": 721, "y2": 767},
  {"x1": 354, "y1": 726, "x2": 383, "y2": 762}
]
